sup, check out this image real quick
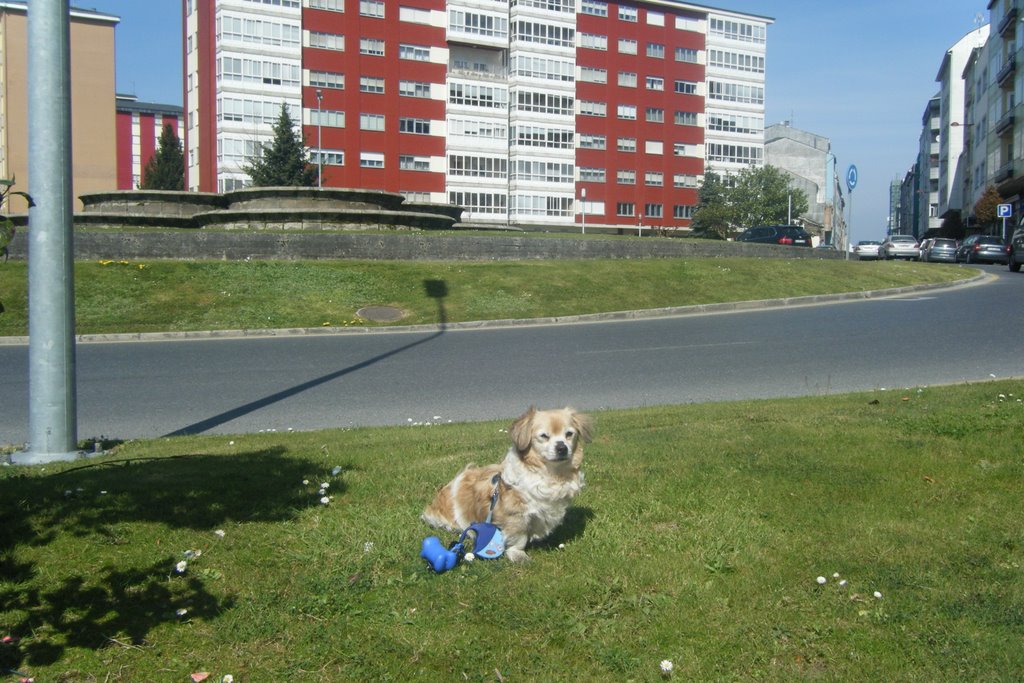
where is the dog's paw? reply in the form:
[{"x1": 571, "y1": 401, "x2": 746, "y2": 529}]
[{"x1": 506, "y1": 548, "x2": 530, "y2": 563}]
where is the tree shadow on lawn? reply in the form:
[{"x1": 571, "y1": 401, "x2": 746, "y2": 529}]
[{"x1": 0, "y1": 447, "x2": 345, "y2": 670}]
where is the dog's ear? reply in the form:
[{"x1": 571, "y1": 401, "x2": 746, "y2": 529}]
[
  {"x1": 569, "y1": 409, "x2": 594, "y2": 443},
  {"x1": 510, "y1": 406, "x2": 537, "y2": 453}
]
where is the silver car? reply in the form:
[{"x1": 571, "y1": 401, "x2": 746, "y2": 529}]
[
  {"x1": 880, "y1": 234, "x2": 920, "y2": 260},
  {"x1": 921, "y1": 238, "x2": 957, "y2": 263}
]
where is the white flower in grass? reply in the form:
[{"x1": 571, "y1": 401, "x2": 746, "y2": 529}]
[
  {"x1": 320, "y1": 496, "x2": 330, "y2": 505},
  {"x1": 464, "y1": 552, "x2": 475, "y2": 563},
  {"x1": 222, "y1": 676, "x2": 234, "y2": 683},
  {"x1": 302, "y1": 479, "x2": 309, "y2": 485},
  {"x1": 816, "y1": 576, "x2": 827, "y2": 585},
  {"x1": 320, "y1": 482, "x2": 329, "y2": 489},
  {"x1": 214, "y1": 529, "x2": 226, "y2": 538},
  {"x1": 175, "y1": 561, "x2": 188, "y2": 574},
  {"x1": 660, "y1": 659, "x2": 674, "y2": 674},
  {"x1": 832, "y1": 572, "x2": 840, "y2": 579},
  {"x1": 332, "y1": 466, "x2": 343, "y2": 476},
  {"x1": 873, "y1": 591, "x2": 883, "y2": 599},
  {"x1": 839, "y1": 579, "x2": 848, "y2": 587},
  {"x1": 363, "y1": 542, "x2": 374, "y2": 553},
  {"x1": 176, "y1": 608, "x2": 188, "y2": 617}
]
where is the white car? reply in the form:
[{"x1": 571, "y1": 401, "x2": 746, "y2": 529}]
[
  {"x1": 879, "y1": 234, "x2": 920, "y2": 260},
  {"x1": 853, "y1": 240, "x2": 881, "y2": 260}
]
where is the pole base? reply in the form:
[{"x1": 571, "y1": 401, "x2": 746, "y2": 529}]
[{"x1": 8, "y1": 449, "x2": 89, "y2": 466}]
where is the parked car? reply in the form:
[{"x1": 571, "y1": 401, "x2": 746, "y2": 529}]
[
  {"x1": 955, "y1": 234, "x2": 1008, "y2": 264},
  {"x1": 735, "y1": 224, "x2": 813, "y2": 247},
  {"x1": 879, "y1": 234, "x2": 920, "y2": 260},
  {"x1": 1008, "y1": 228, "x2": 1024, "y2": 272},
  {"x1": 853, "y1": 240, "x2": 882, "y2": 260},
  {"x1": 921, "y1": 237, "x2": 958, "y2": 263}
]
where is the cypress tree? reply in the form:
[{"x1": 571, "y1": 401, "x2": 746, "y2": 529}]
[
  {"x1": 140, "y1": 124, "x2": 185, "y2": 190},
  {"x1": 246, "y1": 102, "x2": 318, "y2": 187}
]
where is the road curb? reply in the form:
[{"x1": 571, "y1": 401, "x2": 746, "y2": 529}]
[{"x1": 0, "y1": 271, "x2": 993, "y2": 345}]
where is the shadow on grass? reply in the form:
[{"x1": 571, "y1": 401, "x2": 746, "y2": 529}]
[
  {"x1": 534, "y1": 506, "x2": 595, "y2": 550},
  {"x1": 0, "y1": 447, "x2": 341, "y2": 669}
]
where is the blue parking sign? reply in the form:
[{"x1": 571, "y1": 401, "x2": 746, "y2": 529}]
[{"x1": 998, "y1": 203, "x2": 1012, "y2": 218}]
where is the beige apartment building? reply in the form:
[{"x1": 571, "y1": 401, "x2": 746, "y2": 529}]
[{"x1": 0, "y1": 1, "x2": 118, "y2": 211}]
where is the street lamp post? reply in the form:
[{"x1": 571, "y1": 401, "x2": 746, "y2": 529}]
[
  {"x1": 581, "y1": 187, "x2": 586, "y2": 235},
  {"x1": 315, "y1": 89, "x2": 323, "y2": 188}
]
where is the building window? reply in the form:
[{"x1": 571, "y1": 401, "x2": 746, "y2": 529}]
[
  {"x1": 675, "y1": 111, "x2": 698, "y2": 126},
  {"x1": 646, "y1": 76, "x2": 664, "y2": 91},
  {"x1": 308, "y1": 31, "x2": 344, "y2": 51},
  {"x1": 399, "y1": 80, "x2": 432, "y2": 98},
  {"x1": 618, "y1": 38, "x2": 637, "y2": 54},
  {"x1": 580, "y1": 0, "x2": 607, "y2": 17},
  {"x1": 618, "y1": 71, "x2": 637, "y2": 88},
  {"x1": 400, "y1": 44, "x2": 431, "y2": 61},
  {"x1": 646, "y1": 107, "x2": 664, "y2": 123},
  {"x1": 310, "y1": 109, "x2": 345, "y2": 127},
  {"x1": 617, "y1": 104, "x2": 637, "y2": 120},
  {"x1": 673, "y1": 204, "x2": 695, "y2": 219},
  {"x1": 400, "y1": 6, "x2": 430, "y2": 23},
  {"x1": 645, "y1": 203, "x2": 663, "y2": 218},
  {"x1": 579, "y1": 167, "x2": 605, "y2": 182},
  {"x1": 516, "y1": 90, "x2": 573, "y2": 116},
  {"x1": 309, "y1": 70, "x2": 344, "y2": 90},
  {"x1": 448, "y1": 154, "x2": 508, "y2": 178},
  {"x1": 360, "y1": 38, "x2": 385, "y2": 56},
  {"x1": 450, "y1": 10, "x2": 508, "y2": 38},
  {"x1": 449, "y1": 191, "x2": 507, "y2": 214},
  {"x1": 359, "y1": 0, "x2": 384, "y2": 17},
  {"x1": 674, "y1": 80, "x2": 698, "y2": 95},
  {"x1": 645, "y1": 140, "x2": 664, "y2": 155},
  {"x1": 578, "y1": 134, "x2": 606, "y2": 149},
  {"x1": 673, "y1": 174, "x2": 698, "y2": 188},
  {"x1": 646, "y1": 43, "x2": 665, "y2": 59},
  {"x1": 675, "y1": 47, "x2": 698, "y2": 63},
  {"x1": 399, "y1": 117, "x2": 431, "y2": 134},
  {"x1": 617, "y1": 137, "x2": 636, "y2": 152},
  {"x1": 450, "y1": 82, "x2": 509, "y2": 109},
  {"x1": 360, "y1": 152, "x2": 385, "y2": 168},
  {"x1": 707, "y1": 80, "x2": 764, "y2": 105},
  {"x1": 359, "y1": 76, "x2": 385, "y2": 93},
  {"x1": 709, "y1": 17, "x2": 766, "y2": 44},
  {"x1": 359, "y1": 113, "x2": 385, "y2": 131},
  {"x1": 579, "y1": 100, "x2": 608, "y2": 117},
  {"x1": 579, "y1": 33, "x2": 608, "y2": 50},
  {"x1": 311, "y1": 149, "x2": 345, "y2": 166},
  {"x1": 580, "y1": 67, "x2": 608, "y2": 84},
  {"x1": 617, "y1": 202, "x2": 635, "y2": 216},
  {"x1": 309, "y1": 0, "x2": 344, "y2": 11},
  {"x1": 617, "y1": 170, "x2": 636, "y2": 185},
  {"x1": 645, "y1": 172, "x2": 664, "y2": 187},
  {"x1": 399, "y1": 155, "x2": 431, "y2": 171},
  {"x1": 618, "y1": 6, "x2": 637, "y2": 22}
]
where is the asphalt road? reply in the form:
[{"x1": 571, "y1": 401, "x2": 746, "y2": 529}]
[{"x1": 2, "y1": 265, "x2": 1022, "y2": 447}]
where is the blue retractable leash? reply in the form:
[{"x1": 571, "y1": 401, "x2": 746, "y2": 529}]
[{"x1": 421, "y1": 475, "x2": 506, "y2": 573}]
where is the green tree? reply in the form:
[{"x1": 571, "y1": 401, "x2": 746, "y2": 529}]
[
  {"x1": 692, "y1": 169, "x2": 734, "y2": 239},
  {"x1": 730, "y1": 165, "x2": 809, "y2": 228},
  {"x1": 939, "y1": 210, "x2": 965, "y2": 240},
  {"x1": 140, "y1": 124, "x2": 184, "y2": 190},
  {"x1": 973, "y1": 185, "x2": 1001, "y2": 233},
  {"x1": 246, "y1": 102, "x2": 318, "y2": 187}
]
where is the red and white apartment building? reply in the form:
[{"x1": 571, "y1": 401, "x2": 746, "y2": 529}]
[
  {"x1": 183, "y1": 0, "x2": 770, "y2": 230},
  {"x1": 116, "y1": 95, "x2": 184, "y2": 190}
]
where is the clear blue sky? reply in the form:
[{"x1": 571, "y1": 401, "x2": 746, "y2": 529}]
[{"x1": 79, "y1": 0, "x2": 990, "y2": 244}]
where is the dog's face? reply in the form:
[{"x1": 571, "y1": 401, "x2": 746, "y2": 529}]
[{"x1": 510, "y1": 406, "x2": 592, "y2": 466}]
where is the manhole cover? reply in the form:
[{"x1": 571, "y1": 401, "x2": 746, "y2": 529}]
[{"x1": 356, "y1": 306, "x2": 406, "y2": 322}]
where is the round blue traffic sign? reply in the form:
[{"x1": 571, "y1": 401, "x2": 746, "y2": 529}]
[{"x1": 846, "y1": 164, "x2": 858, "y2": 192}]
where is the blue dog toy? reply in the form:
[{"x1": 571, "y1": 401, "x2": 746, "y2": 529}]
[{"x1": 421, "y1": 475, "x2": 505, "y2": 573}]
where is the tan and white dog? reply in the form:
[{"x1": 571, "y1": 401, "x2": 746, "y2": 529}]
[{"x1": 421, "y1": 406, "x2": 593, "y2": 563}]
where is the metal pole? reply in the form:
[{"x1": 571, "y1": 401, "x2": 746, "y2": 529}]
[
  {"x1": 581, "y1": 187, "x2": 586, "y2": 235},
  {"x1": 315, "y1": 89, "x2": 323, "y2": 188},
  {"x1": 14, "y1": 0, "x2": 80, "y2": 464}
]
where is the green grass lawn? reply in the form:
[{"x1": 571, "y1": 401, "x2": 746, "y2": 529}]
[
  {"x1": 2, "y1": 381, "x2": 1022, "y2": 681},
  {"x1": 0, "y1": 258, "x2": 971, "y2": 336}
]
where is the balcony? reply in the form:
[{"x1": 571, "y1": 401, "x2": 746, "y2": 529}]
[
  {"x1": 995, "y1": 161, "x2": 1015, "y2": 183},
  {"x1": 995, "y1": 112, "x2": 1015, "y2": 136},
  {"x1": 998, "y1": 6, "x2": 1018, "y2": 36},
  {"x1": 997, "y1": 55, "x2": 1016, "y2": 87}
]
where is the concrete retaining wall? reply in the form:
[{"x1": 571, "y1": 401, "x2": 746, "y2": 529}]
[{"x1": 4, "y1": 230, "x2": 843, "y2": 261}]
